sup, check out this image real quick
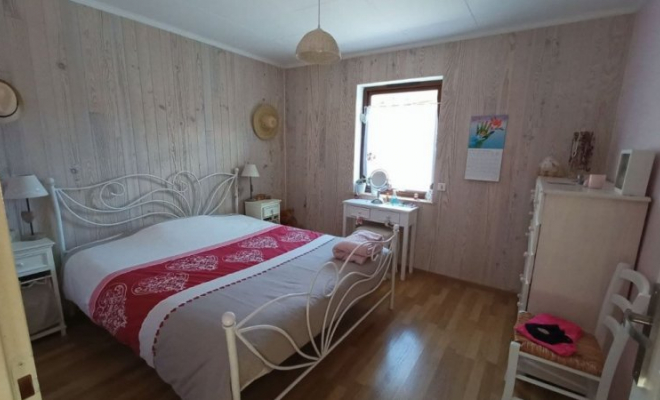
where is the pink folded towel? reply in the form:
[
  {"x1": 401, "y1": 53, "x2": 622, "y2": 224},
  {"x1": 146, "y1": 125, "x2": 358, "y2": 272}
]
[{"x1": 333, "y1": 230, "x2": 384, "y2": 265}]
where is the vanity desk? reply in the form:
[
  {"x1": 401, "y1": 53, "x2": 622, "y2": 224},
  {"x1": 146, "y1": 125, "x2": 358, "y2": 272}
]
[{"x1": 342, "y1": 199, "x2": 419, "y2": 280}]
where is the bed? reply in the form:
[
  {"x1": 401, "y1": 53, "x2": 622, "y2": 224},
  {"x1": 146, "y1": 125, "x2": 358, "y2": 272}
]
[{"x1": 47, "y1": 170, "x2": 398, "y2": 400}]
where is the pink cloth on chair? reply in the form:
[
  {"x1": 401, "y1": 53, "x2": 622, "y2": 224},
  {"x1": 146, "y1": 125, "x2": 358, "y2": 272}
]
[
  {"x1": 515, "y1": 313, "x2": 583, "y2": 357},
  {"x1": 332, "y1": 230, "x2": 384, "y2": 265}
]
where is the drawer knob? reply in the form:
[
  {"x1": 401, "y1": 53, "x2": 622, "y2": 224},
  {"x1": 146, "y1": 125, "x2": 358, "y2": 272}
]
[
  {"x1": 523, "y1": 252, "x2": 529, "y2": 257},
  {"x1": 16, "y1": 262, "x2": 24, "y2": 267},
  {"x1": 519, "y1": 274, "x2": 524, "y2": 282}
]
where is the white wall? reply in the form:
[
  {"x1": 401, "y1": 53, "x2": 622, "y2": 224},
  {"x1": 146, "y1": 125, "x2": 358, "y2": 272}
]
[{"x1": 606, "y1": 0, "x2": 660, "y2": 398}]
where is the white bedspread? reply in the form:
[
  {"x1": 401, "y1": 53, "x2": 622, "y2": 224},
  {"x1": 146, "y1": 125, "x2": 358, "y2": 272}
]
[{"x1": 63, "y1": 215, "x2": 272, "y2": 317}]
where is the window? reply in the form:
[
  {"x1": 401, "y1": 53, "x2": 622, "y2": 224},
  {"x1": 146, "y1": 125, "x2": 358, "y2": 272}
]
[{"x1": 359, "y1": 79, "x2": 441, "y2": 198}]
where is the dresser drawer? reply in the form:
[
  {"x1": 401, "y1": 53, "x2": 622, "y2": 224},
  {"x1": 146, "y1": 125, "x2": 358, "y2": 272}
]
[
  {"x1": 15, "y1": 252, "x2": 51, "y2": 274},
  {"x1": 518, "y1": 273, "x2": 532, "y2": 312},
  {"x1": 533, "y1": 191, "x2": 544, "y2": 225},
  {"x1": 370, "y1": 209, "x2": 400, "y2": 225},
  {"x1": 346, "y1": 205, "x2": 371, "y2": 219},
  {"x1": 525, "y1": 223, "x2": 540, "y2": 255},
  {"x1": 522, "y1": 251, "x2": 536, "y2": 282}
]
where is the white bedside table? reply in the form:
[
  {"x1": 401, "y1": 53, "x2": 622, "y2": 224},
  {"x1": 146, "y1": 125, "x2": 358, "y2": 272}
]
[
  {"x1": 12, "y1": 238, "x2": 67, "y2": 340},
  {"x1": 245, "y1": 199, "x2": 281, "y2": 223}
]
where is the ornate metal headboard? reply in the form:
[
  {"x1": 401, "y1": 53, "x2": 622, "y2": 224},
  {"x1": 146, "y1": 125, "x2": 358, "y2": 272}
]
[{"x1": 46, "y1": 169, "x2": 239, "y2": 256}]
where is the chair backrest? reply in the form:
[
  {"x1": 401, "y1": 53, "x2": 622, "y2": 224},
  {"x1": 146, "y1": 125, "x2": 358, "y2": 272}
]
[{"x1": 594, "y1": 263, "x2": 651, "y2": 396}]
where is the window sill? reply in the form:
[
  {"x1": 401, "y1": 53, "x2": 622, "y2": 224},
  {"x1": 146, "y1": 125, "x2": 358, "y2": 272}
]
[{"x1": 354, "y1": 193, "x2": 435, "y2": 206}]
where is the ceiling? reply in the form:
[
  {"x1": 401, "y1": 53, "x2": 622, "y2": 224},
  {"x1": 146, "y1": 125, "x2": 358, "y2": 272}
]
[{"x1": 71, "y1": 0, "x2": 644, "y2": 68}]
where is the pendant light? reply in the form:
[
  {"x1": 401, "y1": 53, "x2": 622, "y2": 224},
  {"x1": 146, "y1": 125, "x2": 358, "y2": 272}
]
[{"x1": 295, "y1": 0, "x2": 341, "y2": 65}]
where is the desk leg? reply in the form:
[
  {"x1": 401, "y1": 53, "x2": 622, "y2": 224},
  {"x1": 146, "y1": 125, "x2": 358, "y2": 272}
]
[
  {"x1": 391, "y1": 232, "x2": 398, "y2": 279},
  {"x1": 342, "y1": 216, "x2": 347, "y2": 237},
  {"x1": 401, "y1": 226, "x2": 409, "y2": 281},
  {"x1": 409, "y1": 225, "x2": 416, "y2": 275}
]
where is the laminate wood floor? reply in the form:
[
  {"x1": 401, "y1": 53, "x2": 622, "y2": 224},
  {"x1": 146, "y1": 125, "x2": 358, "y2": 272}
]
[{"x1": 33, "y1": 271, "x2": 569, "y2": 400}]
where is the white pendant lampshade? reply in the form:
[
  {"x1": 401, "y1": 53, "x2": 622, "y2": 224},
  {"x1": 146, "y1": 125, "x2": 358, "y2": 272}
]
[
  {"x1": 296, "y1": 0, "x2": 341, "y2": 65},
  {"x1": 3, "y1": 175, "x2": 48, "y2": 199}
]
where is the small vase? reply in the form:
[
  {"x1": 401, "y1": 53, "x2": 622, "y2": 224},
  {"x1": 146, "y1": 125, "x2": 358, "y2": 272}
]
[{"x1": 355, "y1": 183, "x2": 366, "y2": 194}]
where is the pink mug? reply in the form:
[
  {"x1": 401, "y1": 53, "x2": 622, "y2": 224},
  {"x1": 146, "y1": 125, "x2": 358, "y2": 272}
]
[{"x1": 584, "y1": 174, "x2": 606, "y2": 189}]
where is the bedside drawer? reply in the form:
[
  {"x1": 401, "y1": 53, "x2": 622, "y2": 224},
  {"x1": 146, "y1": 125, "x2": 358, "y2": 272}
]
[
  {"x1": 262, "y1": 204, "x2": 280, "y2": 218},
  {"x1": 15, "y1": 252, "x2": 51, "y2": 275},
  {"x1": 346, "y1": 205, "x2": 371, "y2": 219},
  {"x1": 371, "y1": 209, "x2": 400, "y2": 225}
]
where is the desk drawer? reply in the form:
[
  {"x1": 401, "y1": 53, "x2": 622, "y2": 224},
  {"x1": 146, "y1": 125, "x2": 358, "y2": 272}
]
[
  {"x1": 371, "y1": 209, "x2": 400, "y2": 225},
  {"x1": 15, "y1": 252, "x2": 51, "y2": 274},
  {"x1": 346, "y1": 205, "x2": 371, "y2": 219}
]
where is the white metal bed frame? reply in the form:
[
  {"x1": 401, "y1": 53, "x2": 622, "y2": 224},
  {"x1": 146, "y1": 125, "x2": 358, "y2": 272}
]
[
  {"x1": 46, "y1": 169, "x2": 240, "y2": 256},
  {"x1": 47, "y1": 170, "x2": 398, "y2": 400}
]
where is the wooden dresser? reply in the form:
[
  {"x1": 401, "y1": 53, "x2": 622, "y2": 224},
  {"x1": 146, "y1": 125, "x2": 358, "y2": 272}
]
[{"x1": 519, "y1": 177, "x2": 650, "y2": 332}]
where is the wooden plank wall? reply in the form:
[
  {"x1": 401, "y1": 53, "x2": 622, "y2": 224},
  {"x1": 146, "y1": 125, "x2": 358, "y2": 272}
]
[
  {"x1": 0, "y1": 0, "x2": 285, "y2": 249},
  {"x1": 284, "y1": 16, "x2": 633, "y2": 292}
]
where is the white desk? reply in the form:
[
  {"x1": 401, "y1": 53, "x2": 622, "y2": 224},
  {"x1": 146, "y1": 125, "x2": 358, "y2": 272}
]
[{"x1": 342, "y1": 199, "x2": 419, "y2": 280}]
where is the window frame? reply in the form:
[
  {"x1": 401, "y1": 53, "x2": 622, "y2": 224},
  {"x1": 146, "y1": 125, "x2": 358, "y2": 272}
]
[{"x1": 359, "y1": 79, "x2": 442, "y2": 197}]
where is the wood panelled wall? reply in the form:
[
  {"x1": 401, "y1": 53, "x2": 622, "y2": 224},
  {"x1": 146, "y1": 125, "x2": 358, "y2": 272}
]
[
  {"x1": 0, "y1": 0, "x2": 284, "y2": 248},
  {"x1": 285, "y1": 16, "x2": 633, "y2": 291}
]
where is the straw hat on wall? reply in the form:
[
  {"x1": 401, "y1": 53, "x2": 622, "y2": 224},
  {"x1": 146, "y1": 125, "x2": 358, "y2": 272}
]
[
  {"x1": 252, "y1": 103, "x2": 279, "y2": 140},
  {"x1": 0, "y1": 80, "x2": 20, "y2": 123}
]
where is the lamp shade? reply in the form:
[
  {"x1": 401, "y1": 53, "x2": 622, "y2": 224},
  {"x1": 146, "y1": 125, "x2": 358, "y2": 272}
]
[
  {"x1": 296, "y1": 28, "x2": 341, "y2": 65},
  {"x1": 241, "y1": 164, "x2": 260, "y2": 178},
  {"x1": 3, "y1": 175, "x2": 48, "y2": 199}
]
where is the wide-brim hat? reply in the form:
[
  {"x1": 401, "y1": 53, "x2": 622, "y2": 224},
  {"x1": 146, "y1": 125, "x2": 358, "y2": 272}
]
[
  {"x1": 0, "y1": 80, "x2": 20, "y2": 123},
  {"x1": 252, "y1": 103, "x2": 279, "y2": 140}
]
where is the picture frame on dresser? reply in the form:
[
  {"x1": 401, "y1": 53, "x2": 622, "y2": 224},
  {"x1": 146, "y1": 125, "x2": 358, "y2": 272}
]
[{"x1": 614, "y1": 149, "x2": 655, "y2": 196}]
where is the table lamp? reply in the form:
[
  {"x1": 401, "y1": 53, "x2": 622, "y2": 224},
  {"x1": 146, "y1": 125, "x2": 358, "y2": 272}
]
[
  {"x1": 3, "y1": 175, "x2": 48, "y2": 239},
  {"x1": 241, "y1": 163, "x2": 260, "y2": 201}
]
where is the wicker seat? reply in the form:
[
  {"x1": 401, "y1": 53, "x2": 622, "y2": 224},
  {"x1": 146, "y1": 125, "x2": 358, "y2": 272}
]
[{"x1": 514, "y1": 312, "x2": 605, "y2": 377}]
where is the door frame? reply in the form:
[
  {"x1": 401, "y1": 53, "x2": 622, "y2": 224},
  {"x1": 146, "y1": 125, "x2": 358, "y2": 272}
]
[{"x1": 0, "y1": 182, "x2": 42, "y2": 400}]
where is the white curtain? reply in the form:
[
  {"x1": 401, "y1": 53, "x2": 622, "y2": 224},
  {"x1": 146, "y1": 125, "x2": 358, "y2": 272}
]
[{"x1": 364, "y1": 101, "x2": 438, "y2": 192}]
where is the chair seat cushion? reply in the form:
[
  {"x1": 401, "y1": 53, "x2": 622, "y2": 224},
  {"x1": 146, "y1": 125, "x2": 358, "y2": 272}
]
[{"x1": 514, "y1": 312, "x2": 605, "y2": 377}]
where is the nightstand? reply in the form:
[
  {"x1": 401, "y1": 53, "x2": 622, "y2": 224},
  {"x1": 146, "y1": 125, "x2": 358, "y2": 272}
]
[
  {"x1": 12, "y1": 238, "x2": 67, "y2": 340},
  {"x1": 245, "y1": 199, "x2": 281, "y2": 223}
]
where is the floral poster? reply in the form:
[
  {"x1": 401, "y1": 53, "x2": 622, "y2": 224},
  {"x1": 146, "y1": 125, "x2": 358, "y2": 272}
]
[{"x1": 465, "y1": 115, "x2": 508, "y2": 182}]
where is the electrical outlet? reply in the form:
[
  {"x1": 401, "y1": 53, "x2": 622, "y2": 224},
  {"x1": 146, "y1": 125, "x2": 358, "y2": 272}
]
[{"x1": 437, "y1": 183, "x2": 446, "y2": 192}]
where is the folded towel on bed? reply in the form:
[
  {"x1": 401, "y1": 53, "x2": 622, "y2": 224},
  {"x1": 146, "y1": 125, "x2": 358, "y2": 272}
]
[{"x1": 332, "y1": 230, "x2": 384, "y2": 265}]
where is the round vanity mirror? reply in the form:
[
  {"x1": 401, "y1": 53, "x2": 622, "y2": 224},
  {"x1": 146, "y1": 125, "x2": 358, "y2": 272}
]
[{"x1": 368, "y1": 169, "x2": 389, "y2": 204}]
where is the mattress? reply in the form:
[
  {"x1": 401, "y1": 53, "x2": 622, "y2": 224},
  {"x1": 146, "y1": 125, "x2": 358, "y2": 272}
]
[{"x1": 63, "y1": 215, "x2": 389, "y2": 400}]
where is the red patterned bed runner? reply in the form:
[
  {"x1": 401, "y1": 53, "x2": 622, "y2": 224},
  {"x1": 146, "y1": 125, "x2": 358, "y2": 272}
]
[{"x1": 89, "y1": 225, "x2": 322, "y2": 354}]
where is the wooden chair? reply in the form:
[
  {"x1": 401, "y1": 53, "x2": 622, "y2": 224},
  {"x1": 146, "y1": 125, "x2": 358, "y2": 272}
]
[{"x1": 502, "y1": 263, "x2": 651, "y2": 400}]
